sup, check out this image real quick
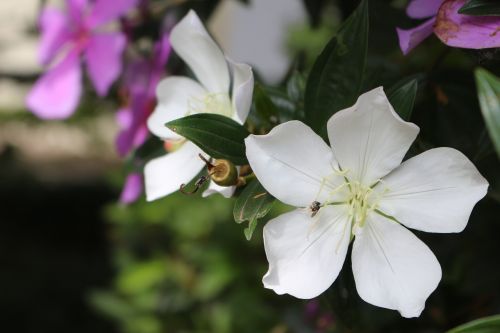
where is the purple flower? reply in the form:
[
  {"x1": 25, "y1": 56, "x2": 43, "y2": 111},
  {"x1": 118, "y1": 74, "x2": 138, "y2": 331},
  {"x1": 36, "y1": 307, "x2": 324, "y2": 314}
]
[
  {"x1": 397, "y1": 0, "x2": 500, "y2": 55},
  {"x1": 116, "y1": 34, "x2": 171, "y2": 157},
  {"x1": 119, "y1": 172, "x2": 143, "y2": 204},
  {"x1": 26, "y1": 0, "x2": 137, "y2": 119}
]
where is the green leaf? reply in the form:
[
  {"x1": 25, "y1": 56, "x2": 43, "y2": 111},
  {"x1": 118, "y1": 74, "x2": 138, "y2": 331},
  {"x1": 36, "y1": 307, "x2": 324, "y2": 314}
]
[
  {"x1": 244, "y1": 219, "x2": 258, "y2": 241},
  {"x1": 254, "y1": 84, "x2": 280, "y2": 123},
  {"x1": 117, "y1": 260, "x2": 168, "y2": 295},
  {"x1": 133, "y1": 136, "x2": 164, "y2": 161},
  {"x1": 459, "y1": 0, "x2": 500, "y2": 16},
  {"x1": 302, "y1": 0, "x2": 328, "y2": 27},
  {"x1": 447, "y1": 314, "x2": 500, "y2": 333},
  {"x1": 387, "y1": 78, "x2": 419, "y2": 121},
  {"x1": 89, "y1": 291, "x2": 136, "y2": 320},
  {"x1": 304, "y1": 0, "x2": 368, "y2": 135},
  {"x1": 475, "y1": 68, "x2": 500, "y2": 158},
  {"x1": 233, "y1": 180, "x2": 275, "y2": 240},
  {"x1": 287, "y1": 71, "x2": 306, "y2": 104},
  {"x1": 265, "y1": 87, "x2": 300, "y2": 121},
  {"x1": 166, "y1": 114, "x2": 249, "y2": 165}
]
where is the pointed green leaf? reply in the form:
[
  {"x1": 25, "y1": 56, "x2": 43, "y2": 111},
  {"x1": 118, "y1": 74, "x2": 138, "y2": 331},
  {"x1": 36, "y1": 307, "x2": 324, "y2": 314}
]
[
  {"x1": 166, "y1": 114, "x2": 249, "y2": 165},
  {"x1": 387, "y1": 78, "x2": 419, "y2": 121},
  {"x1": 475, "y1": 68, "x2": 500, "y2": 158},
  {"x1": 459, "y1": 0, "x2": 500, "y2": 16},
  {"x1": 243, "y1": 219, "x2": 258, "y2": 241},
  {"x1": 234, "y1": 180, "x2": 275, "y2": 240},
  {"x1": 447, "y1": 314, "x2": 500, "y2": 333},
  {"x1": 304, "y1": 0, "x2": 368, "y2": 134}
]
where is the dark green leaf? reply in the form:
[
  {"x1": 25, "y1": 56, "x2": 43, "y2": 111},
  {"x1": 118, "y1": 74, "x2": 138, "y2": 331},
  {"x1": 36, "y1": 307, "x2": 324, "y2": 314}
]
[
  {"x1": 254, "y1": 84, "x2": 280, "y2": 123},
  {"x1": 387, "y1": 78, "x2": 419, "y2": 121},
  {"x1": 287, "y1": 71, "x2": 306, "y2": 104},
  {"x1": 124, "y1": 137, "x2": 165, "y2": 173},
  {"x1": 459, "y1": 0, "x2": 500, "y2": 16},
  {"x1": 475, "y1": 68, "x2": 500, "y2": 158},
  {"x1": 304, "y1": 0, "x2": 368, "y2": 135},
  {"x1": 166, "y1": 114, "x2": 249, "y2": 165},
  {"x1": 264, "y1": 86, "x2": 300, "y2": 121},
  {"x1": 233, "y1": 180, "x2": 275, "y2": 240},
  {"x1": 447, "y1": 314, "x2": 500, "y2": 333},
  {"x1": 302, "y1": 0, "x2": 328, "y2": 27},
  {"x1": 133, "y1": 136, "x2": 164, "y2": 161}
]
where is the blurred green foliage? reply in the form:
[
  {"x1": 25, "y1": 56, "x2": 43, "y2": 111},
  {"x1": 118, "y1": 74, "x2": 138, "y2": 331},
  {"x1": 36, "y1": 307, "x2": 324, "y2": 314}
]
[{"x1": 92, "y1": 193, "x2": 300, "y2": 333}]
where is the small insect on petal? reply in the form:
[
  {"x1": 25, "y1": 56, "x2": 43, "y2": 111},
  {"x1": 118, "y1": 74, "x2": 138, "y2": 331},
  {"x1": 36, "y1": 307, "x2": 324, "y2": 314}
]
[{"x1": 309, "y1": 201, "x2": 321, "y2": 217}]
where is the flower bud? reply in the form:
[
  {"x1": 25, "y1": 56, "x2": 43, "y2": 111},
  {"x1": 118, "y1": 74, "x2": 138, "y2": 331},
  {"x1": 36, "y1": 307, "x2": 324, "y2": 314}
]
[{"x1": 209, "y1": 159, "x2": 238, "y2": 186}]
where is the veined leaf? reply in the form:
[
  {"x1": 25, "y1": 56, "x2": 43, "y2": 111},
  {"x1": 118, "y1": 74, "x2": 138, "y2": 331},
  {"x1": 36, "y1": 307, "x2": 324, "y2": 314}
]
[
  {"x1": 387, "y1": 78, "x2": 419, "y2": 121},
  {"x1": 166, "y1": 114, "x2": 249, "y2": 165},
  {"x1": 459, "y1": 0, "x2": 500, "y2": 16},
  {"x1": 304, "y1": 0, "x2": 368, "y2": 135},
  {"x1": 234, "y1": 180, "x2": 275, "y2": 240},
  {"x1": 475, "y1": 68, "x2": 500, "y2": 158}
]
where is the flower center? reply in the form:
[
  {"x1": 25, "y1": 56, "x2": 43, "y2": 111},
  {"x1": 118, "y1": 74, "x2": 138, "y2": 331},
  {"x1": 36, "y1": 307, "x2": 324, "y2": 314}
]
[
  {"x1": 312, "y1": 168, "x2": 386, "y2": 231},
  {"x1": 188, "y1": 93, "x2": 234, "y2": 118},
  {"x1": 346, "y1": 181, "x2": 378, "y2": 229}
]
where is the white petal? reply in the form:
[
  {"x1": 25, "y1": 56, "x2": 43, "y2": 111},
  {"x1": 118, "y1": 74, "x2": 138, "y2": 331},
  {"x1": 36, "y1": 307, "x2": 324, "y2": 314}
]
[
  {"x1": 263, "y1": 207, "x2": 351, "y2": 299},
  {"x1": 327, "y1": 87, "x2": 419, "y2": 186},
  {"x1": 148, "y1": 76, "x2": 207, "y2": 140},
  {"x1": 352, "y1": 213, "x2": 442, "y2": 318},
  {"x1": 377, "y1": 148, "x2": 488, "y2": 233},
  {"x1": 227, "y1": 57, "x2": 254, "y2": 124},
  {"x1": 144, "y1": 141, "x2": 205, "y2": 201},
  {"x1": 202, "y1": 181, "x2": 236, "y2": 198},
  {"x1": 170, "y1": 10, "x2": 230, "y2": 93},
  {"x1": 245, "y1": 121, "x2": 342, "y2": 208}
]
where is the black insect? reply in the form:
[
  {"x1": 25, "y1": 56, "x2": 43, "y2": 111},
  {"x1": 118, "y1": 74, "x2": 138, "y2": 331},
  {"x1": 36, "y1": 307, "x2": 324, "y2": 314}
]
[
  {"x1": 309, "y1": 201, "x2": 321, "y2": 217},
  {"x1": 180, "y1": 175, "x2": 209, "y2": 195}
]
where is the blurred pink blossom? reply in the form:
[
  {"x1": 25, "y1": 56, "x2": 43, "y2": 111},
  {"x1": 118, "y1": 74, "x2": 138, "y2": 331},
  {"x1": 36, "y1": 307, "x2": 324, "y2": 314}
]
[
  {"x1": 119, "y1": 172, "x2": 143, "y2": 204},
  {"x1": 27, "y1": 0, "x2": 137, "y2": 119},
  {"x1": 115, "y1": 33, "x2": 171, "y2": 157},
  {"x1": 396, "y1": 0, "x2": 500, "y2": 55}
]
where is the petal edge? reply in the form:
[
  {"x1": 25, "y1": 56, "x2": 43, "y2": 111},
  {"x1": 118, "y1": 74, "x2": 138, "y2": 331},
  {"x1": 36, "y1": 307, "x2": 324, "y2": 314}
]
[
  {"x1": 352, "y1": 214, "x2": 442, "y2": 318},
  {"x1": 263, "y1": 207, "x2": 351, "y2": 299}
]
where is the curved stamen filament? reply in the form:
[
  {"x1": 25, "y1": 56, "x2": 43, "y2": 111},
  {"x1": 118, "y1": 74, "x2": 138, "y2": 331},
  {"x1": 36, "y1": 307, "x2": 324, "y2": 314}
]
[{"x1": 308, "y1": 167, "x2": 391, "y2": 239}]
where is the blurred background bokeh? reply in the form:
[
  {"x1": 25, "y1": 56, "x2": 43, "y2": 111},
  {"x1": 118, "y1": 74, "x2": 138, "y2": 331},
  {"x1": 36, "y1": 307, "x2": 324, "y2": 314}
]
[{"x1": 1, "y1": 1, "x2": 499, "y2": 333}]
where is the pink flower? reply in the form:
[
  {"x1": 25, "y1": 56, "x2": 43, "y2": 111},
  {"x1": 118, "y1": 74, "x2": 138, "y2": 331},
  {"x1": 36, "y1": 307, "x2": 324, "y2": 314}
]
[
  {"x1": 119, "y1": 172, "x2": 143, "y2": 204},
  {"x1": 116, "y1": 34, "x2": 171, "y2": 157},
  {"x1": 26, "y1": 0, "x2": 137, "y2": 119},
  {"x1": 396, "y1": 0, "x2": 500, "y2": 55}
]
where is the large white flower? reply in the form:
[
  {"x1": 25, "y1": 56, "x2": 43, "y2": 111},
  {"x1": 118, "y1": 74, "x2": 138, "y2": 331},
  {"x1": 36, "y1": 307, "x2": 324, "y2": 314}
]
[
  {"x1": 145, "y1": 10, "x2": 254, "y2": 201},
  {"x1": 245, "y1": 87, "x2": 488, "y2": 318}
]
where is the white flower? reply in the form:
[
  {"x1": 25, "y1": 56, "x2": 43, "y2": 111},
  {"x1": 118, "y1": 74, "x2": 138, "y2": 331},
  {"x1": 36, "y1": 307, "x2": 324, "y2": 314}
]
[
  {"x1": 145, "y1": 10, "x2": 254, "y2": 201},
  {"x1": 245, "y1": 87, "x2": 488, "y2": 318}
]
